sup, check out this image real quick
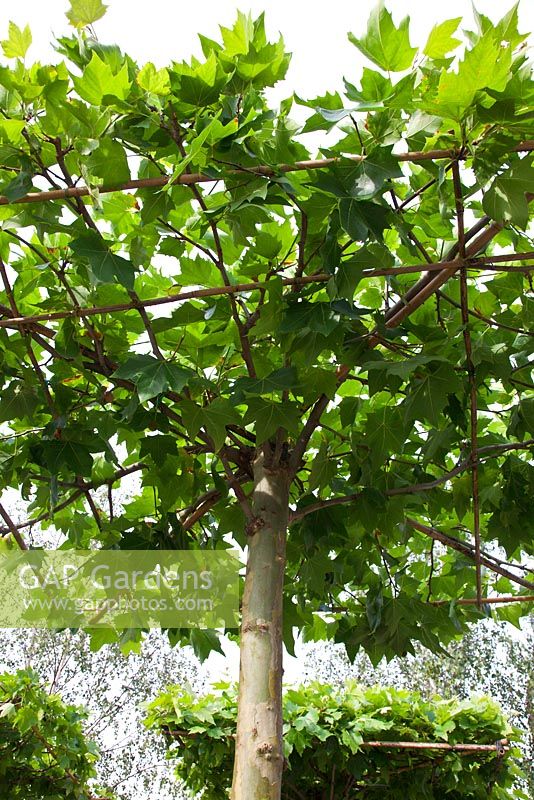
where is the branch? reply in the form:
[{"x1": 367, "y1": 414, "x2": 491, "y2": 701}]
[
  {"x1": 405, "y1": 518, "x2": 534, "y2": 591},
  {"x1": 0, "y1": 253, "x2": 532, "y2": 331},
  {"x1": 1, "y1": 141, "x2": 532, "y2": 206},
  {"x1": 290, "y1": 199, "x2": 530, "y2": 475},
  {"x1": 431, "y1": 594, "x2": 534, "y2": 607},
  {"x1": 288, "y1": 364, "x2": 350, "y2": 477},
  {"x1": 0, "y1": 501, "x2": 28, "y2": 550},
  {"x1": 453, "y1": 160, "x2": 481, "y2": 607},
  {"x1": 289, "y1": 440, "x2": 534, "y2": 522},
  {"x1": 219, "y1": 451, "x2": 254, "y2": 521}
]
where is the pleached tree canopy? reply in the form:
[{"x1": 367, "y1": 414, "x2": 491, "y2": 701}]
[{"x1": 0, "y1": 2, "x2": 533, "y2": 796}]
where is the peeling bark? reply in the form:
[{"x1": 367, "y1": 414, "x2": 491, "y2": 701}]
[{"x1": 231, "y1": 449, "x2": 289, "y2": 800}]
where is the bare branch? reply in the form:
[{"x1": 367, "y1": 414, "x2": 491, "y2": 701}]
[{"x1": 0, "y1": 253, "x2": 532, "y2": 332}]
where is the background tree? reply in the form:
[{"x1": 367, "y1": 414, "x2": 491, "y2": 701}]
[
  {"x1": 0, "y1": 667, "x2": 107, "y2": 799},
  {"x1": 0, "y1": 2, "x2": 533, "y2": 798},
  {"x1": 0, "y1": 629, "x2": 199, "y2": 799},
  {"x1": 145, "y1": 681, "x2": 525, "y2": 799}
]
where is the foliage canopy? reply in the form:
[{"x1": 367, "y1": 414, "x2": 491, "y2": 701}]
[{"x1": 0, "y1": 0, "x2": 532, "y2": 662}]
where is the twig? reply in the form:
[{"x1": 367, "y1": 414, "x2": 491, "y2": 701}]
[
  {"x1": 289, "y1": 364, "x2": 351, "y2": 477},
  {"x1": 219, "y1": 452, "x2": 254, "y2": 521},
  {"x1": 438, "y1": 289, "x2": 534, "y2": 336},
  {"x1": 0, "y1": 256, "x2": 56, "y2": 413},
  {"x1": 84, "y1": 490, "x2": 102, "y2": 530}
]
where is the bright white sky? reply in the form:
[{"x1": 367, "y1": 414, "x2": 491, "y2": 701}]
[
  {"x1": 2, "y1": 0, "x2": 533, "y2": 684},
  {"x1": 4, "y1": 0, "x2": 534, "y2": 103}
]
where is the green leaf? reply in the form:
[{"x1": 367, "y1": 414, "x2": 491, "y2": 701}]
[
  {"x1": 33, "y1": 440, "x2": 94, "y2": 476},
  {"x1": 244, "y1": 398, "x2": 301, "y2": 444},
  {"x1": 348, "y1": 1, "x2": 417, "y2": 72},
  {"x1": 341, "y1": 728, "x2": 363, "y2": 754},
  {"x1": 0, "y1": 119, "x2": 25, "y2": 145},
  {"x1": 336, "y1": 244, "x2": 393, "y2": 300},
  {"x1": 66, "y1": 0, "x2": 108, "y2": 28},
  {"x1": 403, "y1": 363, "x2": 462, "y2": 426},
  {"x1": 339, "y1": 199, "x2": 389, "y2": 242},
  {"x1": 348, "y1": 150, "x2": 402, "y2": 199},
  {"x1": 308, "y1": 441, "x2": 336, "y2": 493},
  {"x1": 181, "y1": 398, "x2": 241, "y2": 451},
  {"x1": 0, "y1": 701, "x2": 16, "y2": 718},
  {"x1": 2, "y1": 171, "x2": 33, "y2": 202},
  {"x1": 435, "y1": 31, "x2": 512, "y2": 117},
  {"x1": 365, "y1": 406, "x2": 406, "y2": 468},
  {"x1": 139, "y1": 435, "x2": 178, "y2": 462},
  {"x1": 0, "y1": 382, "x2": 39, "y2": 422},
  {"x1": 70, "y1": 231, "x2": 136, "y2": 288},
  {"x1": 482, "y1": 158, "x2": 534, "y2": 229},
  {"x1": 113, "y1": 355, "x2": 194, "y2": 403},
  {"x1": 1, "y1": 21, "x2": 32, "y2": 59},
  {"x1": 137, "y1": 63, "x2": 171, "y2": 96},
  {"x1": 86, "y1": 137, "x2": 131, "y2": 184},
  {"x1": 189, "y1": 630, "x2": 224, "y2": 662},
  {"x1": 72, "y1": 51, "x2": 131, "y2": 105},
  {"x1": 423, "y1": 18, "x2": 461, "y2": 59},
  {"x1": 233, "y1": 367, "x2": 297, "y2": 397},
  {"x1": 366, "y1": 585, "x2": 383, "y2": 632},
  {"x1": 279, "y1": 303, "x2": 339, "y2": 337},
  {"x1": 177, "y1": 52, "x2": 227, "y2": 106},
  {"x1": 15, "y1": 706, "x2": 40, "y2": 733}
]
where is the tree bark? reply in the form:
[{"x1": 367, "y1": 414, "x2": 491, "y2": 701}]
[{"x1": 231, "y1": 448, "x2": 289, "y2": 800}]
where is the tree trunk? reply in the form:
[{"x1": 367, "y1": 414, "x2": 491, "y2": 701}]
[{"x1": 231, "y1": 448, "x2": 289, "y2": 800}]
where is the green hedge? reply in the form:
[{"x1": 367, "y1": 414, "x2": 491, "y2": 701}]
[{"x1": 146, "y1": 681, "x2": 527, "y2": 799}]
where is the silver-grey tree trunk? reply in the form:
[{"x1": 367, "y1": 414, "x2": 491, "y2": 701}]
[{"x1": 231, "y1": 448, "x2": 289, "y2": 800}]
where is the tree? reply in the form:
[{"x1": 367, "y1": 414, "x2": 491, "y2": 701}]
[
  {"x1": 301, "y1": 617, "x2": 534, "y2": 795},
  {"x1": 145, "y1": 681, "x2": 525, "y2": 799},
  {"x1": 0, "y1": 628, "x2": 199, "y2": 799},
  {"x1": 0, "y1": 667, "x2": 106, "y2": 799},
  {"x1": 0, "y1": 2, "x2": 533, "y2": 798}
]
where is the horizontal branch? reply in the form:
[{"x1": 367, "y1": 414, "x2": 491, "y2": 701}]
[
  {"x1": 165, "y1": 726, "x2": 509, "y2": 753},
  {"x1": 359, "y1": 740, "x2": 509, "y2": 753},
  {"x1": 330, "y1": 595, "x2": 534, "y2": 612},
  {"x1": 0, "y1": 252, "x2": 532, "y2": 332},
  {"x1": 1, "y1": 141, "x2": 532, "y2": 207},
  {"x1": 431, "y1": 594, "x2": 534, "y2": 606}
]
